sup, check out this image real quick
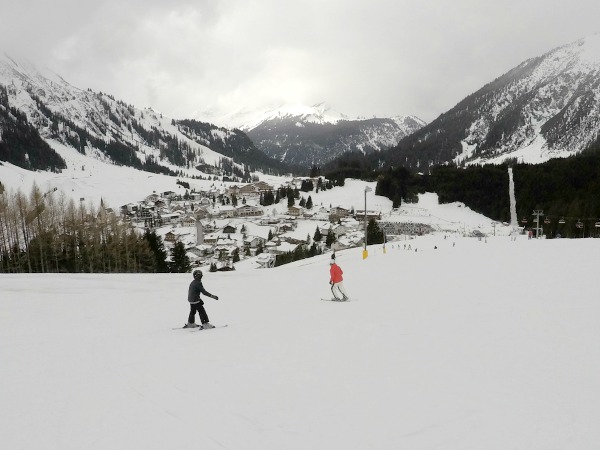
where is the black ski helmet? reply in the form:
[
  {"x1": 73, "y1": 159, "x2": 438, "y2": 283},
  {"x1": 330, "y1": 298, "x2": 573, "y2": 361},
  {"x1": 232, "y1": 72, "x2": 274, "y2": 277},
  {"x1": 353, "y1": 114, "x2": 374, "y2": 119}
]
[{"x1": 193, "y1": 269, "x2": 203, "y2": 280}]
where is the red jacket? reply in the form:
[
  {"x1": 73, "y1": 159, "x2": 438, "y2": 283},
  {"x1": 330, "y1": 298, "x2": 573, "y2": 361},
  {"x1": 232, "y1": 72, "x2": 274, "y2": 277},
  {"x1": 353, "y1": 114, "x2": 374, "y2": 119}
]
[{"x1": 330, "y1": 263, "x2": 343, "y2": 283}]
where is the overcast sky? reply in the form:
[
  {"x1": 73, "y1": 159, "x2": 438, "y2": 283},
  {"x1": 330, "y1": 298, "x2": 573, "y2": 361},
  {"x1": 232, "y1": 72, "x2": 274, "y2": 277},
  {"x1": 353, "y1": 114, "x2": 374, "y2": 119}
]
[{"x1": 2, "y1": 0, "x2": 599, "y2": 125}]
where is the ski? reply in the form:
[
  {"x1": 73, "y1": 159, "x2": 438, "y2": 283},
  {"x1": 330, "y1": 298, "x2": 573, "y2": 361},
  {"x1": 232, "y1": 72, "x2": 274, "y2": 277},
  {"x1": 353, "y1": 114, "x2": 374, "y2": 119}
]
[
  {"x1": 173, "y1": 324, "x2": 228, "y2": 330},
  {"x1": 191, "y1": 324, "x2": 228, "y2": 331},
  {"x1": 321, "y1": 298, "x2": 353, "y2": 302}
]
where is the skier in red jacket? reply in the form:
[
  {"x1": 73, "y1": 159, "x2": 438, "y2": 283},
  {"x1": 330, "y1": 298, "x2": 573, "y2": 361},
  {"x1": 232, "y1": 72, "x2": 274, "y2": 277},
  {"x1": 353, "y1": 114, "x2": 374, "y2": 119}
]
[{"x1": 329, "y1": 259, "x2": 349, "y2": 301}]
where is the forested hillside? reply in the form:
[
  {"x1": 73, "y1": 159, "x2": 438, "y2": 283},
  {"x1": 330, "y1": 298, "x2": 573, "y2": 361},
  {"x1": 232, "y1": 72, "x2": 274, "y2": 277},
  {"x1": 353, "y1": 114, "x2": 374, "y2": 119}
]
[
  {"x1": 0, "y1": 86, "x2": 66, "y2": 172},
  {"x1": 374, "y1": 147, "x2": 600, "y2": 238}
]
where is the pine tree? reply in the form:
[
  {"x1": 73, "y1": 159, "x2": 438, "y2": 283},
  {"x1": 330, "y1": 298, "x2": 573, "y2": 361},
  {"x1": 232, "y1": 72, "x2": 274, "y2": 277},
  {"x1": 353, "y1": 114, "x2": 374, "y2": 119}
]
[
  {"x1": 143, "y1": 229, "x2": 169, "y2": 272},
  {"x1": 169, "y1": 241, "x2": 191, "y2": 273},
  {"x1": 313, "y1": 226, "x2": 322, "y2": 242},
  {"x1": 325, "y1": 228, "x2": 336, "y2": 248},
  {"x1": 367, "y1": 219, "x2": 385, "y2": 244}
]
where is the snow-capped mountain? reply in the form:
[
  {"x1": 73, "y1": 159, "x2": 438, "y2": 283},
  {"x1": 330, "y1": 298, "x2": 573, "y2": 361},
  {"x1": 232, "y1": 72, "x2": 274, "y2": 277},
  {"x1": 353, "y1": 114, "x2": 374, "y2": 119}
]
[
  {"x1": 239, "y1": 102, "x2": 349, "y2": 130},
  {"x1": 241, "y1": 103, "x2": 426, "y2": 167},
  {"x1": 0, "y1": 54, "x2": 285, "y2": 179},
  {"x1": 383, "y1": 34, "x2": 600, "y2": 169}
]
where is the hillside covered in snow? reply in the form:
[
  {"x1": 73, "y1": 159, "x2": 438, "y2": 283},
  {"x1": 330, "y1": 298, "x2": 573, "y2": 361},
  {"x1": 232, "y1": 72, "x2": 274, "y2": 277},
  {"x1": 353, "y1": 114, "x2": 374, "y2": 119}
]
[{"x1": 381, "y1": 34, "x2": 600, "y2": 168}]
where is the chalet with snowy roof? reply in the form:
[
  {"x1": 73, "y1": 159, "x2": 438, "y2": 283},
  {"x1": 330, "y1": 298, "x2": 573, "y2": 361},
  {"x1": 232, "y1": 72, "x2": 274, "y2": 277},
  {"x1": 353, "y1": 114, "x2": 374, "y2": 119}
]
[
  {"x1": 215, "y1": 205, "x2": 236, "y2": 218},
  {"x1": 276, "y1": 222, "x2": 295, "y2": 233},
  {"x1": 288, "y1": 206, "x2": 303, "y2": 217},
  {"x1": 181, "y1": 215, "x2": 196, "y2": 227},
  {"x1": 162, "y1": 191, "x2": 177, "y2": 199},
  {"x1": 164, "y1": 231, "x2": 177, "y2": 242},
  {"x1": 222, "y1": 224, "x2": 237, "y2": 234},
  {"x1": 186, "y1": 251, "x2": 201, "y2": 266},
  {"x1": 145, "y1": 193, "x2": 160, "y2": 203},
  {"x1": 267, "y1": 241, "x2": 299, "y2": 255},
  {"x1": 239, "y1": 184, "x2": 260, "y2": 196},
  {"x1": 120, "y1": 203, "x2": 138, "y2": 215},
  {"x1": 188, "y1": 244, "x2": 214, "y2": 258},
  {"x1": 203, "y1": 233, "x2": 219, "y2": 245},
  {"x1": 244, "y1": 236, "x2": 267, "y2": 251},
  {"x1": 228, "y1": 185, "x2": 242, "y2": 196},
  {"x1": 134, "y1": 205, "x2": 151, "y2": 217},
  {"x1": 256, "y1": 253, "x2": 275, "y2": 268},
  {"x1": 194, "y1": 207, "x2": 211, "y2": 220},
  {"x1": 253, "y1": 181, "x2": 273, "y2": 192},
  {"x1": 214, "y1": 244, "x2": 238, "y2": 260},
  {"x1": 237, "y1": 204, "x2": 263, "y2": 217},
  {"x1": 159, "y1": 212, "x2": 181, "y2": 224},
  {"x1": 329, "y1": 206, "x2": 351, "y2": 222}
]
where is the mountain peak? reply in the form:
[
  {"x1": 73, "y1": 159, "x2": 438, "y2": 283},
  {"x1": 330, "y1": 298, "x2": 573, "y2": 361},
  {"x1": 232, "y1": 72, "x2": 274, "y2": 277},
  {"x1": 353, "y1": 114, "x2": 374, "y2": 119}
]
[{"x1": 240, "y1": 102, "x2": 349, "y2": 131}]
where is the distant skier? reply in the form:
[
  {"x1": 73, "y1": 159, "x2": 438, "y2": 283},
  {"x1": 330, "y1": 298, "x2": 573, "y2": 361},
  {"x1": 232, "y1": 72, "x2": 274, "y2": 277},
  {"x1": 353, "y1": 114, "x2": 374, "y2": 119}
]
[
  {"x1": 329, "y1": 259, "x2": 349, "y2": 301},
  {"x1": 184, "y1": 269, "x2": 219, "y2": 329}
]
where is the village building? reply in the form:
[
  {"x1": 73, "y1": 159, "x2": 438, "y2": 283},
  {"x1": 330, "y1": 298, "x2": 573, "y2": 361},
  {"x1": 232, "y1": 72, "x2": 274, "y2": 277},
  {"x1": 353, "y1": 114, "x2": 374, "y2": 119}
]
[
  {"x1": 287, "y1": 205, "x2": 303, "y2": 217},
  {"x1": 329, "y1": 206, "x2": 351, "y2": 222},
  {"x1": 237, "y1": 204, "x2": 263, "y2": 217}
]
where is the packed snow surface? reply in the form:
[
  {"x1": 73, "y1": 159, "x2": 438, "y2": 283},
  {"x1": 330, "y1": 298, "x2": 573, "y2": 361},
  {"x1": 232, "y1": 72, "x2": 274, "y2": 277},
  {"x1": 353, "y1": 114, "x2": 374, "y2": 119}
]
[{"x1": 2, "y1": 236, "x2": 600, "y2": 449}]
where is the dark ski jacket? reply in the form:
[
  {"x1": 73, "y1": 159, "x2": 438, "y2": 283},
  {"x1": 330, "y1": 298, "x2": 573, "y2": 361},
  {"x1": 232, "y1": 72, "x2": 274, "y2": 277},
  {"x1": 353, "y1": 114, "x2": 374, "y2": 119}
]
[{"x1": 188, "y1": 279, "x2": 214, "y2": 305}]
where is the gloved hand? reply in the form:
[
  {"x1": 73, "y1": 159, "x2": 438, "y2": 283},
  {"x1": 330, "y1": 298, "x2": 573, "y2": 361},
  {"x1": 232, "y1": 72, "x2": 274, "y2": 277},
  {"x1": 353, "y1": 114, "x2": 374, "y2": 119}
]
[
  {"x1": 329, "y1": 281, "x2": 333, "y2": 286},
  {"x1": 212, "y1": 295, "x2": 219, "y2": 300}
]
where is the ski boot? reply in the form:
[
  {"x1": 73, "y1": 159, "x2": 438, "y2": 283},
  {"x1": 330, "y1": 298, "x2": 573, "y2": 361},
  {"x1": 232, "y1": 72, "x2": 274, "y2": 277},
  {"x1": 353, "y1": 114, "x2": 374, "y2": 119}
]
[
  {"x1": 202, "y1": 322, "x2": 215, "y2": 329},
  {"x1": 183, "y1": 322, "x2": 200, "y2": 328}
]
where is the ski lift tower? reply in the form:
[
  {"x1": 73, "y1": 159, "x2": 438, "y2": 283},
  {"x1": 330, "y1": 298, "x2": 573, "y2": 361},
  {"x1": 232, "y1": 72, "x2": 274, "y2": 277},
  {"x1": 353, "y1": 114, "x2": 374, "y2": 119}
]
[
  {"x1": 363, "y1": 186, "x2": 372, "y2": 259},
  {"x1": 532, "y1": 210, "x2": 544, "y2": 238}
]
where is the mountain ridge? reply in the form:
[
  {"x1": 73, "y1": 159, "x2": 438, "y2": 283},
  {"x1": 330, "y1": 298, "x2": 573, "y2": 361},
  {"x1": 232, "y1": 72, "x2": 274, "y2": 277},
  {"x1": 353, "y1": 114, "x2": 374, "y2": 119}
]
[
  {"x1": 242, "y1": 103, "x2": 426, "y2": 167},
  {"x1": 0, "y1": 53, "x2": 286, "y2": 180},
  {"x1": 378, "y1": 34, "x2": 600, "y2": 169}
]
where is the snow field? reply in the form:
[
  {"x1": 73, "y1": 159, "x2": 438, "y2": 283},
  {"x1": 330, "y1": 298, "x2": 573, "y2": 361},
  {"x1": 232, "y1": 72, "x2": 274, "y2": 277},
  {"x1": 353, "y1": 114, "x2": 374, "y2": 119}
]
[{"x1": 2, "y1": 235, "x2": 600, "y2": 449}]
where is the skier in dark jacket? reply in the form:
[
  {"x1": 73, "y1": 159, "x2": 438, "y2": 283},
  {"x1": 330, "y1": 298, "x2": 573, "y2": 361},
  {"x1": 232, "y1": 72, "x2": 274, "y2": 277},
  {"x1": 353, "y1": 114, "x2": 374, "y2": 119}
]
[{"x1": 184, "y1": 269, "x2": 219, "y2": 329}]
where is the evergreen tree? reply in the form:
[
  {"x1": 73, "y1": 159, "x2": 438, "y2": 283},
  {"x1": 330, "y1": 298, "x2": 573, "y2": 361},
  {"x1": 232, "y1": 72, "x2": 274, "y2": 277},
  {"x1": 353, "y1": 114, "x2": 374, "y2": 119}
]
[
  {"x1": 325, "y1": 228, "x2": 336, "y2": 248},
  {"x1": 143, "y1": 229, "x2": 169, "y2": 272},
  {"x1": 169, "y1": 241, "x2": 191, "y2": 273},
  {"x1": 306, "y1": 195, "x2": 313, "y2": 209},
  {"x1": 313, "y1": 226, "x2": 322, "y2": 242},
  {"x1": 366, "y1": 219, "x2": 385, "y2": 244}
]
